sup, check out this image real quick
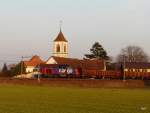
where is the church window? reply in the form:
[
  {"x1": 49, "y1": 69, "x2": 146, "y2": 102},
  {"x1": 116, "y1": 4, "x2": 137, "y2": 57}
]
[
  {"x1": 64, "y1": 45, "x2": 66, "y2": 52},
  {"x1": 56, "y1": 44, "x2": 60, "y2": 52}
]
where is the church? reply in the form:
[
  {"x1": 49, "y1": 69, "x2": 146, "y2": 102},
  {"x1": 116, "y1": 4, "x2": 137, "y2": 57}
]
[{"x1": 23, "y1": 28, "x2": 106, "y2": 74}]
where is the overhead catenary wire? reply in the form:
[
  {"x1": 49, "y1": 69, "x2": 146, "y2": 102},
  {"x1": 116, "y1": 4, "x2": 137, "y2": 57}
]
[{"x1": 0, "y1": 56, "x2": 32, "y2": 65}]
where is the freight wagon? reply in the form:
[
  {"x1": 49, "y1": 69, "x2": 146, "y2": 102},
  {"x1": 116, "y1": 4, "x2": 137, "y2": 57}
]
[{"x1": 34, "y1": 64, "x2": 150, "y2": 80}]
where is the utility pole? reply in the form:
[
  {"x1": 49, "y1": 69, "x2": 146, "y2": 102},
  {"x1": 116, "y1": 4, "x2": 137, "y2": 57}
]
[
  {"x1": 20, "y1": 56, "x2": 31, "y2": 75},
  {"x1": 21, "y1": 56, "x2": 23, "y2": 75},
  {"x1": 123, "y1": 55, "x2": 126, "y2": 81}
]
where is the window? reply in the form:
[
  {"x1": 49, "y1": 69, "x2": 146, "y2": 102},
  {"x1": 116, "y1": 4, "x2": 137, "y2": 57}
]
[
  {"x1": 64, "y1": 45, "x2": 66, "y2": 52},
  {"x1": 56, "y1": 44, "x2": 60, "y2": 52}
]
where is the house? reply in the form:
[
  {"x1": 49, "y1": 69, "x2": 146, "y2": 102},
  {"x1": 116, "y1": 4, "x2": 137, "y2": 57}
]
[
  {"x1": 124, "y1": 62, "x2": 150, "y2": 72},
  {"x1": 23, "y1": 55, "x2": 44, "y2": 73}
]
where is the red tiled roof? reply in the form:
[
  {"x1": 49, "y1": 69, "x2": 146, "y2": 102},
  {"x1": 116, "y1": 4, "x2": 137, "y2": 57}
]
[
  {"x1": 82, "y1": 59, "x2": 105, "y2": 70},
  {"x1": 54, "y1": 31, "x2": 67, "y2": 42},
  {"x1": 52, "y1": 56, "x2": 82, "y2": 68},
  {"x1": 125, "y1": 62, "x2": 150, "y2": 69},
  {"x1": 24, "y1": 55, "x2": 44, "y2": 67},
  {"x1": 50, "y1": 56, "x2": 105, "y2": 70},
  {"x1": 114, "y1": 62, "x2": 150, "y2": 69}
]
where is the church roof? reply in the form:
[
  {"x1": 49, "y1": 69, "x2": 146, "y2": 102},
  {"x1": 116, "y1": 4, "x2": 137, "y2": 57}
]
[
  {"x1": 46, "y1": 56, "x2": 105, "y2": 70},
  {"x1": 52, "y1": 56, "x2": 82, "y2": 68},
  {"x1": 54, "y1": 31, "x2": 68, "y2": 42}
]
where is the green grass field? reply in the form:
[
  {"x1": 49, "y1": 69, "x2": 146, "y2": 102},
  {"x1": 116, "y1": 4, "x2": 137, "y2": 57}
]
[{"x1": 0, "y1": 84, "x2": 149, "y2": 113}]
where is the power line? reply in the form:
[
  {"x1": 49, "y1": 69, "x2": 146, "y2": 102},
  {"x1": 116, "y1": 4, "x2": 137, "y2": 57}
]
[
  {"x1": 0, "y1": 60, "x2": 19, "y2": 63},
  {"x1": 0, "y1": 56, "x2": 32, "y2": 63}
]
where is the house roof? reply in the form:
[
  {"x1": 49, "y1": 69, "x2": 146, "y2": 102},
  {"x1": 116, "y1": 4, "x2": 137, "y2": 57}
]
[
  {"x1": 47, "y1": 56, "x2": 105, "y2": 70},
  {"x1": 114, "y1": 62, "x2": 150, "y2": 69},
  {"x1": 125, "y1": 62, "x2": 150, "y2": 69},
  {"x1": 24, "y1": 55, "x2": 44, "y2": 67},
  {"x1": 54, "y1": 31, "x2": 68, "y2": 42},
  {"x1": 82, "y1": 59, "x2": 105, "y2": 70}
]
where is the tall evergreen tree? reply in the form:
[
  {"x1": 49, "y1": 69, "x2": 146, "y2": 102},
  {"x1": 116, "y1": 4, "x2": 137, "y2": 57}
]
[
  {"x1": 0, "y1": 63, "x2": 11, "y2": 77},
  {"x1": 85, "y1": 42, "x2": 109, "y2": 60},
  {"x1": 2, "y1": 63, "x2": 8, "y2": 73}
]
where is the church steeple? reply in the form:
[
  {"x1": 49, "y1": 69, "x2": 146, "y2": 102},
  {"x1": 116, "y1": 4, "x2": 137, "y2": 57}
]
[
  {"x1": 54, "y1": 21, "x2": 67, "y2": 42},
  {"x1": 54, "y1": 30, "x2": 68, "y2": 42},
  {"x1": 53, "y1": 23, "x2": 68, "y2": 58}
]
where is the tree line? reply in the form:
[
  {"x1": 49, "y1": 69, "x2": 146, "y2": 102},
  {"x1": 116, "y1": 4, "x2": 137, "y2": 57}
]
[
  {"x1": 0, "y1": 62, "x2": 26, "y2": 77},
  {"x1": 84, "y1": 42, "x2": 149, "y2": 63}
]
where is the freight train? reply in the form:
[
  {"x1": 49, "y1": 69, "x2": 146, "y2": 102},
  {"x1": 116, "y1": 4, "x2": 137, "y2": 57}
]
[{"x1": 34, "y1": 64, "x2": 150, "y2": 80}]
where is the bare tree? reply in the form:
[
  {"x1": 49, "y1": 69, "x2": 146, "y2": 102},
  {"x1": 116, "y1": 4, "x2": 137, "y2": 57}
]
[{"x1": 116, "y1": 45, "x2": 149, "y2": 62}]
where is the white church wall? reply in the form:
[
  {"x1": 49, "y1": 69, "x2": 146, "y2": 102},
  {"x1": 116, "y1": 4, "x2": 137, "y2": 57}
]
[{"x1": 46, "y1": 57, "x2": 58, "y2": 64}]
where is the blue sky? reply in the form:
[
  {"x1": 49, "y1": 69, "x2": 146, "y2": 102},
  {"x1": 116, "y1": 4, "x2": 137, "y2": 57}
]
[{"x1": 0, "y1": 0, "x2": 150, "y2": 66}]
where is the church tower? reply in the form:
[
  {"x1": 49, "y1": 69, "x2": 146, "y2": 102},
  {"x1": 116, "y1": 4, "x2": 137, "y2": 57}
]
[{"x1": 53, "y1": 29, "x2": 68, "y2": 58}]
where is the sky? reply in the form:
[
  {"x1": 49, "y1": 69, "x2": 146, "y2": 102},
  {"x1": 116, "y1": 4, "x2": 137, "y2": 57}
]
[{"x1": 0, "y1": 0, "x2": 150, "y2": 67}]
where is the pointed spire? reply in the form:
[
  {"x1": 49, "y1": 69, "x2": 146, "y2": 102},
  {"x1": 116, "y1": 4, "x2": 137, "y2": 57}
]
[
  {"x1": 59, "y1": 20, "x2": 63, "y2": 32},
  {"x1": 54, "y1": 21, "x2": 68, "y2": 42}
]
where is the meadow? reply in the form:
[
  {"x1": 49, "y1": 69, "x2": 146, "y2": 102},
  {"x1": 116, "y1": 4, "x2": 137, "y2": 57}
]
[{"x1": 0, "y1": 84, "x2": 149, "y2": 113}]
